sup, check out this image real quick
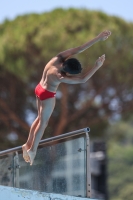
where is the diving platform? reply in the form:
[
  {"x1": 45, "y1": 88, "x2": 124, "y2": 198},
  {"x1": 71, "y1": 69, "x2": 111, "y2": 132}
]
[{"x1": 0, "y1": 128, "x2": 98, "y2": 200}]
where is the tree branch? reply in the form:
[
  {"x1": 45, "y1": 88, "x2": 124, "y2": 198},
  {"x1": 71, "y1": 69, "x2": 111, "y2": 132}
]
[
  {"x1": 54, "y1": 84, "x2": 68, "y2": 136},
  {"x1": 0, "y1": 99, "x2": 30, "y2": 131}
]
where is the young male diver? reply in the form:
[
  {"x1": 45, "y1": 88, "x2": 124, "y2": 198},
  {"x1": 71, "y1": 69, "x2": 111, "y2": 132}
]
[{"x1": 22, "y1": 30, "x2": 111, "y2": 165}]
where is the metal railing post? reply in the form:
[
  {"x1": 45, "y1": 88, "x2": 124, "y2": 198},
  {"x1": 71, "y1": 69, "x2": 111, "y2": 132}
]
[
  {"x1": 84, "y1": 128, "x2": 91, "y2": 198},
  {"x1": 14, "y1": 152, "x2": 20, "y2": 188}
]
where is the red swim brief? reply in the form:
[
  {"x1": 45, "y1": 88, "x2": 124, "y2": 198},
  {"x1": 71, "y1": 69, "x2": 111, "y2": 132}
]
[{"x1": 35, "y1": 83, "x2": 56, "y2": 101}]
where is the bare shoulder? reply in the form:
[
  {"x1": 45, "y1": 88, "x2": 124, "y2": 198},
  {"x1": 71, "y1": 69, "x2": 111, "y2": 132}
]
[
  {"x1": 44, "y1": 56, "x2": 62, "y2": 71},
  {"x1": 49, "y1": 56, "x2": 63, "y2": 64}
]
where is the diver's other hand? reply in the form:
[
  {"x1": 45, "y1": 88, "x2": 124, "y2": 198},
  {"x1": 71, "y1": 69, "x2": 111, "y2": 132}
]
[{"x1": 95, "y1": 54, "x2": 105, "y2": 68}]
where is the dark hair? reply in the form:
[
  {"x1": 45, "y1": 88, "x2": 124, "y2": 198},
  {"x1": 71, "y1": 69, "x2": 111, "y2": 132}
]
[{"x1": 62, "y1": 58, "x2": 82, "y2": 74}]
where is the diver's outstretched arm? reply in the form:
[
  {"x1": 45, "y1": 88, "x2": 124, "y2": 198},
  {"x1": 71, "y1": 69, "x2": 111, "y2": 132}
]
[
  {"x1": 81, "y1": 54, "x2": 106, "y2": 83},
  {"x1": 57, "y1": 30, "x2": 111, "y2": 61}
]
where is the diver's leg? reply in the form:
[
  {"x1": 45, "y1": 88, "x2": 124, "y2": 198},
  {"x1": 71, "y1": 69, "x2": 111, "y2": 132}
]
[
  {"x1": 22, "y1": 97, "x2": 40, "y2": 162},
  {"x1": 28, "y1": 97, "x2": 56, "y2": 165}
]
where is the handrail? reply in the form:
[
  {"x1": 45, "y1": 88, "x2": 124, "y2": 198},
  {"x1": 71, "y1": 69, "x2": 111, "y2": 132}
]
[{"x1": 0, "y1": 127, "x2": 90, "y2": 157}]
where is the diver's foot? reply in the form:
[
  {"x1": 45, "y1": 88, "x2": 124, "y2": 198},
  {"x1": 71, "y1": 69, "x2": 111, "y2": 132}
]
[
  {"x1": 27, "y1": 149, "x2": 36, "y2": 166},
  {"x1": 22, "y1": 144, "x2": 30, "y2": 163}
]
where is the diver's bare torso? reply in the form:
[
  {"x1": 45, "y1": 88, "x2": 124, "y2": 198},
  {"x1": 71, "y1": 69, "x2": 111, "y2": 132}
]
[{"x1": 39, "y1": 56, "x2": 63, "y2": 92}]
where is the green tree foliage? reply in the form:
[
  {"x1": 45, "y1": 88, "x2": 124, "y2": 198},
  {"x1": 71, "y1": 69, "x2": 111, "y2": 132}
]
[
  {"x1": 106, "y1": 121, "x2": 133, "y2": 200},
  {"x1": 0, "y1": 8, "x2": 133, "y2": 149}
]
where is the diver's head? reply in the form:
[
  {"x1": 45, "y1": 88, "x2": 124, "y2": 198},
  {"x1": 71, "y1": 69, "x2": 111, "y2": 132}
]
[{"x1": 62, "y1": 58, "x2": 82, "y2": 75}]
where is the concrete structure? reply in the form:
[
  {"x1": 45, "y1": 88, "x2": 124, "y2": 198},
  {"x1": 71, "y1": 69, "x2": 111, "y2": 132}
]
[{"x1": 0, "y1": 185, "x2": 98, "y2": 200}]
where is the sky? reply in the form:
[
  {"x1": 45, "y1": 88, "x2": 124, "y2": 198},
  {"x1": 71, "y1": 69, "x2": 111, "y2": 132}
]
[{"x1": 0, "y1": 0, "x2": 133, "y2": 24}]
